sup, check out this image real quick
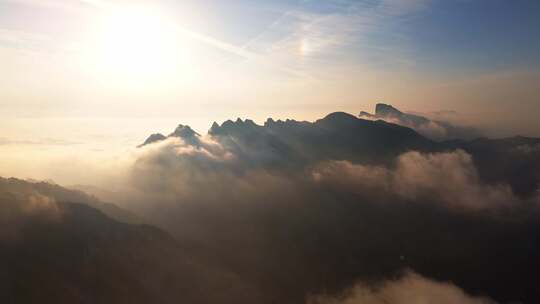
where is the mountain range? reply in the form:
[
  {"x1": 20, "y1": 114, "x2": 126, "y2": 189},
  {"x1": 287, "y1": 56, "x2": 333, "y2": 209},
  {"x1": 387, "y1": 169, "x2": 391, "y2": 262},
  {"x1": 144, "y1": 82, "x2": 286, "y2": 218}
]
[
  {"x1": 2, "y1": 109, "x2": 540, "y2": 303},
  {"x1": 141, "y1": 107, "x2": 540, "y2": 198}
]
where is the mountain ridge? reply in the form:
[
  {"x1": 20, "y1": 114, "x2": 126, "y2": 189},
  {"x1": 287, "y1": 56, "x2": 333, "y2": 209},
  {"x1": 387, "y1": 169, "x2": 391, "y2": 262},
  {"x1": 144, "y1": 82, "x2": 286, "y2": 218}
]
[{"x1": 360, "y1": 103, "x2": 482, "y2": 141}]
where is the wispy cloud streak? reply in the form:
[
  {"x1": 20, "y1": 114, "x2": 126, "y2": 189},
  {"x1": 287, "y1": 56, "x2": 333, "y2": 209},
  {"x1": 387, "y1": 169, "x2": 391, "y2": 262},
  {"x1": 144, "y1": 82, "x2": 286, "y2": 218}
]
[{"x1": 240, "y1": 0, "x2": 429, "y2": 75}]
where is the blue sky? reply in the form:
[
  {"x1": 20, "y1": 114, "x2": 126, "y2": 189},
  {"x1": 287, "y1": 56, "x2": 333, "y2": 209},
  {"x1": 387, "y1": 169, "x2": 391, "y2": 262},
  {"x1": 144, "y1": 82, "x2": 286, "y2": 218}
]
[
  {"x1": 406, "y1": 0, "x2": 540, "y2": 74},
  {"x1": 162, "y1": 0, "x2": 540, "y2": 75}
]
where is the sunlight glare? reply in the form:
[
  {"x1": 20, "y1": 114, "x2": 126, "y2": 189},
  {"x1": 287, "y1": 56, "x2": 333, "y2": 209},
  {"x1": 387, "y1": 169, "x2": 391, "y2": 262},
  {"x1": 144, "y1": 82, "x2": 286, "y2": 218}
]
[{"x1": 85, "y1": 6, "x2": 193, "y2": 87}]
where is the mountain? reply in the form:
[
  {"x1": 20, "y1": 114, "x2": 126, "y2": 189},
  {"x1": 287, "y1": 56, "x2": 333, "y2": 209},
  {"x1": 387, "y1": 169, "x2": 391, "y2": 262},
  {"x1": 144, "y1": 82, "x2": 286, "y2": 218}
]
[
  {"x1": 360, "y1": 103, "x2": 481, "y2": 141},
  {"x1": 137, "y1": 133, "x2": 166, "y2": 147},
  {"x1": 139, "y1": 112, "x2": 540, "y2": 199},
  {"x1": 135, "y1": 113, "x2": 540, "y2": 303},
  {"x1": 0, "y1": 178, "x2": 261, "y2": 304},
  {"x1": 142, "y1": 111, "x2": 437, "y2": 166},
  {"x1": 0, "y1": 177, "x2": 139, "y2": 224},
  {"x1": 362, "y1": 103, "x2": 431, "y2": 126},
  {"x1": 139, "y1": 124, "x2": 201, "y2": 148},
  {"x1": 2, "y1": 110, "x2": 535, "y2": 304}
]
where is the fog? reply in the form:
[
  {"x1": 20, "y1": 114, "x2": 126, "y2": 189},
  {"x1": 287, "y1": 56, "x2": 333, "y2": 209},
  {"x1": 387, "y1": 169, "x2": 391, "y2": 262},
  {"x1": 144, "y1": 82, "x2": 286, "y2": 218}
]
[{"x1": 2, "y1": 113, "x2": 540, "y2": 303}]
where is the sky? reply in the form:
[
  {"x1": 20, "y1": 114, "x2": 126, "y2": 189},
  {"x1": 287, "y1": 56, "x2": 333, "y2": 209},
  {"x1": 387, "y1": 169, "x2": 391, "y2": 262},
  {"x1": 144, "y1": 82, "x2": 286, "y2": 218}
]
[{"x1": 1, "y1": 0, "x2": 540, "y2": 182}]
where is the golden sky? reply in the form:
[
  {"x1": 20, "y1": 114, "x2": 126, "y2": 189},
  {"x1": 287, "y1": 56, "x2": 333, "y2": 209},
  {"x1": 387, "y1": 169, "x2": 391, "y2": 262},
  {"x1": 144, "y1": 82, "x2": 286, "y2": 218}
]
[{"x1": 0, "y1": 0, "x2": 539, "y2": 183}]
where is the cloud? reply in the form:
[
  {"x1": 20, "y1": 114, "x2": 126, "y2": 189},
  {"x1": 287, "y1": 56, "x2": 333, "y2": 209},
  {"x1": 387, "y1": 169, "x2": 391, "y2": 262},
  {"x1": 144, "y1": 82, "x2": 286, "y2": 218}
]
[
  {"x1": 308, "y1": 271, "x2": 496, "y2": 304},
  {"x1": 108, "y1": 128, "x2": 540, "y2": 303},
  {"x1": 3, "y1": 0, "x2": 85, "y2": 10},
  {"x1": 312, "y1": 150, "x2": 515, "y2": 210},
  {"x1": 515, "y1": 143, "x2": 540, "y2": 154},
  {"x1": 238, "y1": 0, "x2": 431, "y2": 77},
  {"x1": 5, "y1": 116, "x2": 535, "y2": 303},
  {"x1": 0, "y1": 28, "x2": 56, "y2": 54},
  {"x1": 128, "y1": 136, "x2": 301, "y2": 216},
  {"x1": 131, "y1": 134, "x2": 503, "y2": 216},
  {"x1": 0, "y1": 137, "x2": 80, "y2": 146}
]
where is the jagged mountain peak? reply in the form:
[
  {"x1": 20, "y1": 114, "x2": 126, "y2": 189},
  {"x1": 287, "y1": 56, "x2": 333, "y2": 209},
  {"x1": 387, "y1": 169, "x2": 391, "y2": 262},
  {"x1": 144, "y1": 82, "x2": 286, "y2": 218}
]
[
  {"x1": 139, "y1": 124, "x2": 202, "y2": 147},
  {"x1": 170, "y1": 124, "x2": 199, "y2": 138},
  {"x1": 375, "y1": 103, "x2": 403, "y2": 117},
  {"x1": 140, "y1": 111, "x2": 433, "y2": 154},
  {"x1": 138, "y1": 133, "x2": 166, "y2": 147},
  {"x1": 359, "y1": 103, "x2": 480, "y2": 141}
]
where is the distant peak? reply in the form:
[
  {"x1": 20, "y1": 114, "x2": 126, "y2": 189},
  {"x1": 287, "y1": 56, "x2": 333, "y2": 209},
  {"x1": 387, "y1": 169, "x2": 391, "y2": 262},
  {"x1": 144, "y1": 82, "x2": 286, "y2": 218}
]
[
  {"x1": 138, "y1": 133, "x2": 166, "y2": 147},
  {"x1": 139, "y1": 123, "x2": 202, "y2": 147},
  {"x1": 321, "y1": 112, "x2": 358, "y2": 122},
  {"x1": 359, "y1": 111, "x2": 376, "y2": 119},
  {"x1": 169, "y1": 124, "x2": 199, "y2": 139},
  {"x1": 375, "y1": 103, "x2": 402, "y2": 117},
  {"x1": 207, "y1": 122, "x2": 219, "y2": 136},
  {"x1": 264, "y1": 118, "x2": 276, "y2": 127}
]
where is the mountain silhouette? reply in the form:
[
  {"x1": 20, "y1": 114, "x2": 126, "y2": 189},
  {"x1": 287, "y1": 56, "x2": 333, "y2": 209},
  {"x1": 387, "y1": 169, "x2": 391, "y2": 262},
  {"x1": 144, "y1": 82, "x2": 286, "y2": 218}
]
[
  {"x1": 142, "y1": 111, "x2": 437, "y2": 166},
  {"x1": 0, "y1": 179, "x2": 262, "y2": 304},
  {"x1": 29, "y1": 111, "x2": 536, "y2": 304},
  {"x1": 139, "y1": 111, "x2": 540, "y2": 198},
  {"x1": 139, "y1": 124, "x2": 201, "y2": 148},
  {"x1": 360, "y1": 103, "x2": 482, "y2": 140},
  {"x1": 0, "y1": 177, "x2": 139, "y2": 224}
]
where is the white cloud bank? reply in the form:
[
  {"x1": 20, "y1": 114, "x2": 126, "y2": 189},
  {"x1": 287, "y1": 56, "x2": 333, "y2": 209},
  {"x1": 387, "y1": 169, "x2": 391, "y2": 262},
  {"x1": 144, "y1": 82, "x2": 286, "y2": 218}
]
[
  {"x1": 312, "y1": 150, "x2": 515, "y2": 210},
  {"x1": 308, "y1": 271, "x2": 496, "y2": 304}
]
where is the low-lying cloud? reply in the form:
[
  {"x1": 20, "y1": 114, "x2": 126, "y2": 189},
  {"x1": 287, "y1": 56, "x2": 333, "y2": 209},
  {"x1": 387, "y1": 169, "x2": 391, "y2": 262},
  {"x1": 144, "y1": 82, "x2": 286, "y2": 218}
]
[
  {"x1": 308, "y1": 271, "x2": 496, "y2": 304},
  {"x1": 129, "y1": 137, "x2": 516, "y2": 213},
  {"x1": 313, "y1": 150, "x2": 515, "y2": 210},
  {"x1": 108, "y1": 130, "x2": 540, "y2": 303},
  {"x1": 3, "y1": 113, "x2": 539, "y2": 303}
]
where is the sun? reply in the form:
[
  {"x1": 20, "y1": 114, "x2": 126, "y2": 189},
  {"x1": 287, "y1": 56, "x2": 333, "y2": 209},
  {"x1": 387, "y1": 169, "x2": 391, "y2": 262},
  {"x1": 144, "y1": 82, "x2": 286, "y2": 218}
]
[{"x1": 85, "y1": 6, "x2": 192, "y2": 86}]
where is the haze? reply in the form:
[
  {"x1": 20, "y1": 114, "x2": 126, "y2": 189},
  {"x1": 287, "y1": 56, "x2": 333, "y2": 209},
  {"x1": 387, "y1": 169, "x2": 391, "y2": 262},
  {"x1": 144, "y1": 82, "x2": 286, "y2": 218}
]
[{"x1": 1, "y1": 2, "x2": 540, "y2": 303}]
